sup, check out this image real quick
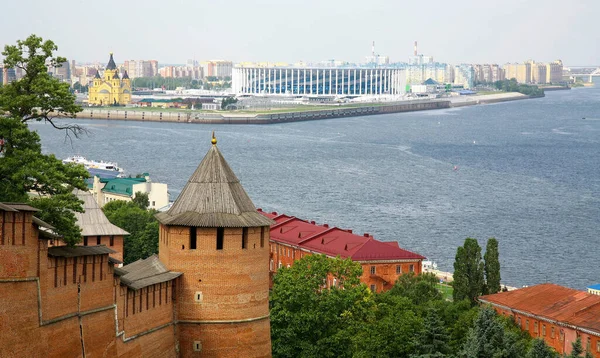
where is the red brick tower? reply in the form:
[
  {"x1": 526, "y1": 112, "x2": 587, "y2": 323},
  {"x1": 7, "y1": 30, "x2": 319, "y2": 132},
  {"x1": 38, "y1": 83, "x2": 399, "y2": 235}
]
[{"x1": 157, "y1": 133, "x2": 274, "y2": 357}]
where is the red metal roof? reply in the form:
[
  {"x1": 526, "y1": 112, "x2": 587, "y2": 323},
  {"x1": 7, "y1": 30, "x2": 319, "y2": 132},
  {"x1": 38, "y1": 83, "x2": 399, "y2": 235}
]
[
  {"x1": 351, "y1": 238, "x2": 425, "y2": 261},
  {"x1": 480, "y1": 283, "x2": 600, "y2": 333},
  {"x1": 257, "y1": 209, "x2": 425, "y2": 262}
]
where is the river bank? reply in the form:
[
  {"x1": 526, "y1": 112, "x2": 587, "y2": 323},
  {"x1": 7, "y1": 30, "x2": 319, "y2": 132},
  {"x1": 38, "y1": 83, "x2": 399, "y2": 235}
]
[{"x1": 71, "y1": 92, "x2": 533, "y2": 124}]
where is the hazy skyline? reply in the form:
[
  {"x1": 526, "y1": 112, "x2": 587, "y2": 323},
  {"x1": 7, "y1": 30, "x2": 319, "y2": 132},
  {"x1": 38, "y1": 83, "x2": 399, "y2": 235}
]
[{"x1": 2, "y1": 0, "x2": 599, "y2": 66}]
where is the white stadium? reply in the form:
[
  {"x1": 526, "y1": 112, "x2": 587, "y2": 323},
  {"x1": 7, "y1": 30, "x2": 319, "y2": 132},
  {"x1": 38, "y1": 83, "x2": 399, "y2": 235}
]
[{"x1": 231, "y1": 66, "x2": 407, "y2": 97}]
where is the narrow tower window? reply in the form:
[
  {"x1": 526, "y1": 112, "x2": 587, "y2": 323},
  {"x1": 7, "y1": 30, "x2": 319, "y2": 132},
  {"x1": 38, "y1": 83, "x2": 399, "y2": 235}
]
[
  {"x1": 190, "y1": 227, "x2": 197, "y2": 250},
  {"x1": 242, "y1": 228, "x2": 248, "y2": 249},
  {"x1": 260, "y1": 227, "x2": 265, "y2": 248},
  {"x1": 216, "y1": 228, "x2": 224, "y2": 250}
]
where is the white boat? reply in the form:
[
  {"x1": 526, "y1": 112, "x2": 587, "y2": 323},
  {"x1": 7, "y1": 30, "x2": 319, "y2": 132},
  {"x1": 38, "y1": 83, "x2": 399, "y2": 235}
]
[{"x1": 63, "y1": 156, "x2": 125, "y2": 178}]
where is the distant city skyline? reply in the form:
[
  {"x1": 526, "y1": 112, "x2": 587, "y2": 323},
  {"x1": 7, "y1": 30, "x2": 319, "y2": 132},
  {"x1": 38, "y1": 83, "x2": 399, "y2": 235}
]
[{"x1": 1, "y1": 0, "x2": 598, "y2": 66}]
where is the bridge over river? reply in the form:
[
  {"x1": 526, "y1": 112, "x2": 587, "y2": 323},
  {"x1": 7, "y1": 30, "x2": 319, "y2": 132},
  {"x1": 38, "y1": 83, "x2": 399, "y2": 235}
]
[{"x1": 567, "y1": 66, "x2": 600, "y2": 82}]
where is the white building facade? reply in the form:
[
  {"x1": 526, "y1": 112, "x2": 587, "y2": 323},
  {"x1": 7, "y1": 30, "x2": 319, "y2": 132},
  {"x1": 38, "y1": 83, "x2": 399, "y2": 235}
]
[{"x1": 232, "y1": 66, "x2": 407, "y2": 97}]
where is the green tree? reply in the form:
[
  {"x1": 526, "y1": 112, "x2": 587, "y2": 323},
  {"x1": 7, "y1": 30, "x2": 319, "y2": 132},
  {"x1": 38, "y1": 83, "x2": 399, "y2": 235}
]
[
  {"x1": 72, "y1": 81, "x2": 88, "y2": 93},
  {"x1": 102, "y1": 200, "x2": 158, "y2": 264},
  {"x1": 132, "y1": 191, "x2": 149, "y2": 210},
  {"x1": 0, "y1": 35, "x2": 89, "y2": 245},
  {"x1": 388, "y1": 272, "x2": 443, "y2": 306},
  {"x1": 526, "y1": 339, "x2": 558, "y2": 358},
  {"x1": 412, "y1": 308, "x2": 450, "y2": 357},
  {"x1": 569, "y1": 337, "x2": 584, "y2": 357},
  {"x1": 484, "y1": 237, "x2": 501, "y2": 294},
  {"x1": 221, "y1": 96, "x2": 238, "y2": 110},
  {"x1": 270, "y1": 254, "x2": 374, "y2": 358},
  {"x1": 354, "y1": 293, "x2": 422, "y2": 358},
  {"x1": 453, "y1": 238, "x2": 485, "y2": 304},
  {"x1": 461, "y1": 306, "x2": 527, "y2": 358}
]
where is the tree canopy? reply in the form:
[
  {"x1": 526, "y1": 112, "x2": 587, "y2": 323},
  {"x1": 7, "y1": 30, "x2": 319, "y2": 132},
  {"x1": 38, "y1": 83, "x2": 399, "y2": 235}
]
[
  {"x1": 270, "y1": 254, "x2": 556, "y2": 358},
  {"x1": 0, "y1": 34, "x2": 88, "y2": 245},
  {"x1": 102, "y1": 198, "x2": 158, "y2": 264},
  {"x1": 453, "y1": 237, "x2": 503, "y2": 304},
  {"x1": 453, "y1": 238, "x2": 485, "y2": 304},
  {"x1": 484, "y1": 238, "x2": 501, "y2": 294}
]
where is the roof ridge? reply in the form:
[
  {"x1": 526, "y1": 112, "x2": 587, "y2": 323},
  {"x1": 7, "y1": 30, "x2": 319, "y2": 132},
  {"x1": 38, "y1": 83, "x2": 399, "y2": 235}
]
[{"x1": 298, "y1": 226, "x2": 337, "y2": 245}]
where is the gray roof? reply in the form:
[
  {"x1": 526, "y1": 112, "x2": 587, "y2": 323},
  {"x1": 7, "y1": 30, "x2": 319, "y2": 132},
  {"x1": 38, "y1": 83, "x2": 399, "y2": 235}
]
[
  {"x1": 156, "y1": 140, "x2": 274, "y2": 228},
  {"x1": 106, "y1": 53, "x2": 117, "y2": 70},
  {"x1": 74, "y1": 190, "x2": 129, "y2": 236},
  {"x1": 0, "y1": 203, "x2": 18, "y2": 212},
  {"x1": 48, "y1": 245, "x2": 116, "y2": 258},
  {"x1": 0, "y1": 202, "x2": 58, "y2": 237},
  {"x1": 33, "y1": 217, "x2": 54, "y2": 229},
  {"x1": 117, "y1": 254, "x2": 182, "y2": 290},
  {"x1": 1, "y1": 203, "x2": 39, "y2": 212}
]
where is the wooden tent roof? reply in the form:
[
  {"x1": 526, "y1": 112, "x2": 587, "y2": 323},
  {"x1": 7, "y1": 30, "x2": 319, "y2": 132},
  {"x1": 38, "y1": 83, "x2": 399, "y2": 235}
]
[
  {"x1": 115, "y1": 254, "x2": 181, "y2": 290},
  {"x1": 156, "y1": 137, "x2": 274, "y2": 228},
  {"x1": 73, "y1": 190, "x2": 129, "y2": 236}
]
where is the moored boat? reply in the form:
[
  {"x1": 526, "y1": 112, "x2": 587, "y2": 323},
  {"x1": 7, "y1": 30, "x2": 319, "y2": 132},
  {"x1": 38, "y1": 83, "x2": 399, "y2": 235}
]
[{"x1": 63, "y1": 155, "x2": 124, "y2": 178}]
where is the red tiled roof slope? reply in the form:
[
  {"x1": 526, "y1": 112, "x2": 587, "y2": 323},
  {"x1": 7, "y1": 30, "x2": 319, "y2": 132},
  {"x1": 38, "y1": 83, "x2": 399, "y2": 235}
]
[
  {"x1": 258, "y1": 209, "x2": 425, "y2": 262},
  {"x1": 480, "y1": 283, "x2": 600, "y2": 333},
  {"x1": 352, "y1": 238, "x2": 425, "y2": 261}
]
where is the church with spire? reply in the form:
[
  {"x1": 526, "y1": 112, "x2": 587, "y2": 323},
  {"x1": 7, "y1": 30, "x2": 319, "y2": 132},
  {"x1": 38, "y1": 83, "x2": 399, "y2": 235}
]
[{"x1": 88, "y1": 53, "x2": 132, "y2": 106}]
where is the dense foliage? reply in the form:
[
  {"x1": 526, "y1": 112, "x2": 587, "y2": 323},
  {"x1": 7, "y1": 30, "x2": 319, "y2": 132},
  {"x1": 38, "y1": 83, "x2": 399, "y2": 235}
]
[
  {"x1": 270, "y1": 255, "x2": 556, "y2": 358},
  {"x1": 453, "y1": 237, "x2": 503, "y2": 304},
  {"x1": 483, "y1": 238, "x2": 501, "y2": 295},
  {"x1": 0, "y1": 35, "x2": 89, "y2": 245},
  {"x1": 494, "y1": 78, "x2": 545, "y2": 97},
  {"x1": 102, "y1": 193, "x2": 158, "y2": 264},
  {"x1": 453, "y1": 238, "x2": 485, "y2": 304},
  {"x1": 221, "y1": 96, "x2": 238, "y2": 109}
]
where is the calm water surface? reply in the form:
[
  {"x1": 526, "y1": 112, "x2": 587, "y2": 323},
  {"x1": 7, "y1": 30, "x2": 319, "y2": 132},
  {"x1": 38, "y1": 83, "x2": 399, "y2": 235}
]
[{"x1": 33, "y1": 88, "x2": 600, "y2": 290}]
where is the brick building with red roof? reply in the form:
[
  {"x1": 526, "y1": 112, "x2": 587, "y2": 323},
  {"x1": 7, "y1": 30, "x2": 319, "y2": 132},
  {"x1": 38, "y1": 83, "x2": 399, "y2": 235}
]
[
  {"x1": 480, "y1": 283, "x2": 600, "y2": 357},
  {"x1": 258, "y1": 210, "x2": 425, "y2": 292}
]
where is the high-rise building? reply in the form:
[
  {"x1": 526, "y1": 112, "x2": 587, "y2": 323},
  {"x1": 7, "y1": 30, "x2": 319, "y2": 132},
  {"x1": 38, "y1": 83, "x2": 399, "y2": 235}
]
[
  {"x1": 2, "y1": 66, "x2": 16, "y2": 85},
  {"x1": 503, "y1": 62, "x2": 532, "y2": 84},
  {"x1": 364, "y1": 41, "x2": 390, "y2": 65},
  {"x1": 200, "y1": 60, "x2": 233, "y2": 78},
  {"x1": 546, "y1": 60, "x2": 563, "y2": 84},
  {"x1": 453, "y1": 64, "x2": 475, "y2": 89},
  {"x1": 405, "y1": 63, "x2": 449, "y2": 85},
  {"x1": 159, "y1": 65, "x2": 203, "y2": 79},
  {"x1": 530, "y1": 61, "x2": 547, "y2": 84},
  {"x1": 53, "y1": 61, "x2": 71, "y2": 82},
  {"x1": 123, "y1": 60, "x2": 159, "y2": 78},
  {"x1": 473, "y1": 64, "x2": 505, "y2": 84}
]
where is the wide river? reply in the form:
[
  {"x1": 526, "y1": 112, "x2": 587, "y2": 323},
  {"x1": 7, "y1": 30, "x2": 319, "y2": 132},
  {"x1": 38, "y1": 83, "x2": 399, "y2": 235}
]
[{"x1": 33, "y1": 88, "x2": 600, "y2": 290}]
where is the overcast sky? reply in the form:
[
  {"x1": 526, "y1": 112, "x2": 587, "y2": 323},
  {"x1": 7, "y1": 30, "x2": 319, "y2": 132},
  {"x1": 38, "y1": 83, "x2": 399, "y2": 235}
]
[{"x1": 2, "y1": 0, "x2": 598, "y2": 66}]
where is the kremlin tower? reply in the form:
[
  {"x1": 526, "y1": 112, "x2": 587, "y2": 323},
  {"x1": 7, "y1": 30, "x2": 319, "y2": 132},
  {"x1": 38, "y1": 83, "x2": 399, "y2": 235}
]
[{"x1": 156, "y1": 133, "x2": 274, "y2": 357}]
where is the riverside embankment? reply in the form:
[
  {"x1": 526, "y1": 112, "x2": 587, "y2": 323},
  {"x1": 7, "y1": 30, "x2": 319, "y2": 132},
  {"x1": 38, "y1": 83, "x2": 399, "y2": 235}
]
[{"x1": 73, "y1": 92, "x2": 533, "y2": 124}]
